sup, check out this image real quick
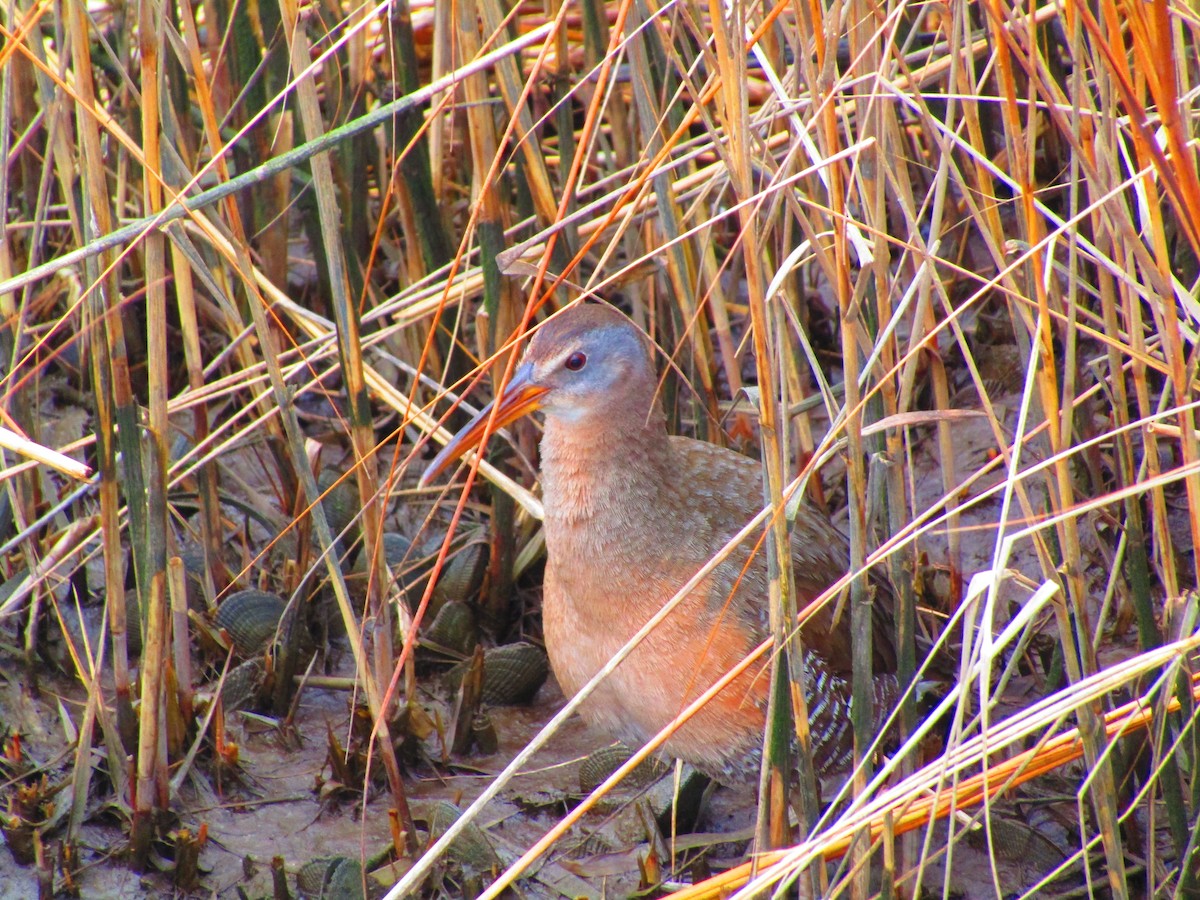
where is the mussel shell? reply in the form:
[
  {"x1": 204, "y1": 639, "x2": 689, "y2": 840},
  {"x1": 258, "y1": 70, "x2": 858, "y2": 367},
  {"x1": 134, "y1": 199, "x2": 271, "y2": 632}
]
[
  {"x1": 377, "y1": 531, "x2": 415, "y2": 571},
  {"x1": 213, "y1": 590, "x2": 287, "y2": 655},
  {"x1": 296, "y1": 855, "x2": 366, "y2": 899},
  {"x1": 578, "y1": 743, "x2": 671, "y2": 793},
  {"x1": 296, "y1": 857, "x2": 337, "y2": 896},
  {"x1": 966, "y1": 811, "x2": 1067, "y2": 869},
  {"x1": 216, "y1": 658, "x2": 266, "y2": 712},
  {"x1": 422, "y1": 600, "x2": 477, "y2": 657},
  {"x1": 316, "y1": 469, "x2": 360, "y2": 544},
  {"x1": 50, "y1": 588, "x2": 142, "y2": 659},
  {"x1": 418, "y1": 800, "x2": 501, "y2": 877},
  {"x1": 432, "y1": 539, "x2": 488, "y2": 606},
  {"x1": 479, "y1": 641, "x2": 549, "y2": 706},
  {"x1": 122, "y1": 589, "x2": 144, "y2": 657},
  {"x1": 350, "y1": 532, "x2": 438, "y2": 604},
  {"x1": 176, "y1": 544, "x2": 211, "y2": 612}
]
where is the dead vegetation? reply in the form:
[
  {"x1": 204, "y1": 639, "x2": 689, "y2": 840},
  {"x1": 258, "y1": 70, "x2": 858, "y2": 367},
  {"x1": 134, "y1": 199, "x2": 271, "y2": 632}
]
[{"x1": 1, "y1": 0, "x2": 1199, "y2": 897}]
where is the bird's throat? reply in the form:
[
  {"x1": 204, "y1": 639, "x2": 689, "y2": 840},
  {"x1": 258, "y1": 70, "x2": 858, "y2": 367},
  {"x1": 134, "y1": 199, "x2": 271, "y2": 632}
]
[{"x1": 538, "y1": 413, "x2": 671, "y2": 531}]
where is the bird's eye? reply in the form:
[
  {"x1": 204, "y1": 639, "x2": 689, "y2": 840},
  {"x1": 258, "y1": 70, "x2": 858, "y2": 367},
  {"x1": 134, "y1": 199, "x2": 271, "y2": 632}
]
[{"x1": 564, "y1": 351, "x2": 587, "y2": 371}]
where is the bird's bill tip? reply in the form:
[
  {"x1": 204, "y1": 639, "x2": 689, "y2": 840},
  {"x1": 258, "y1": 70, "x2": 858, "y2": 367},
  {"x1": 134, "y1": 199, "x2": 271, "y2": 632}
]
[{"x1": 420, "y1": 368, "x2": 547, "y2": 485}]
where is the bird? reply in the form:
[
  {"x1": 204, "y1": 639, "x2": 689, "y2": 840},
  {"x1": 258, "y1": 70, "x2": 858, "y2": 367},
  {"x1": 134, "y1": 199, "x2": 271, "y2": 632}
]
[{"x1": 422, "y1": 303, "x2": 902, "y2": 782}]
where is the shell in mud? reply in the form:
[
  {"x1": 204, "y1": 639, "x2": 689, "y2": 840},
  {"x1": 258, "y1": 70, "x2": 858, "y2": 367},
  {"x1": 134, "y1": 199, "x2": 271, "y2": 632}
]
[
  {"x1": 176, "y1": 544, "x2": 213, "y2": 612},
  {"x1": 578, "y1": 743, "x2": 671, "y2": 793},
  {"x1": 445, "y1": 642, "x2": 549, "y2": 705},
  {"x1": 213, "y1": 590, "x2": 287, "y2": 655},
  {"x1": 296, "y1": 855, "x2": 366, "y2": 899},
  {"x1": 316, "y1": 469, "x2": 360, "y2": 545},
  {"x1": 216, "y1": 658, "x2": 266, "y2": 712},
  {"x1": 422, "y1": 600, "x2": 477, "y2": 657},
  {"x1": 432, "y1": 539, "x2": 488, "y2": 606},
  {"x1": 122, "y1": 589, "x2": 144, "y2": 657},
  {"x1": 50, "y1": 588, "x2": 143, "y2": 661},
  {"x1": 350, "y1": 532, "x2": 435, "y2": 605},
  {"x1": 417, "y1": 800, "x2": 501, "y2": 877},
  {"x1": 479, "y1": 642, "x2": 549, "y2": 706}
]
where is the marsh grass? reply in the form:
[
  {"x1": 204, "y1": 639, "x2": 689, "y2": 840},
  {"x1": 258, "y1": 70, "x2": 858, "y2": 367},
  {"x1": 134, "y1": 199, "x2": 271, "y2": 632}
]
[{"x1": 1, "y1": 0, "x2": 1198, "y2": 896}]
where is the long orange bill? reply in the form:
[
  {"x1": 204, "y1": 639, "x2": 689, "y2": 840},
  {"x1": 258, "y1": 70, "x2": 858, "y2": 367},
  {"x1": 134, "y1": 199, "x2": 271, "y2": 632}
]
[{"x1": 421, "y1": 362, "x2": 547, "y2": 485}]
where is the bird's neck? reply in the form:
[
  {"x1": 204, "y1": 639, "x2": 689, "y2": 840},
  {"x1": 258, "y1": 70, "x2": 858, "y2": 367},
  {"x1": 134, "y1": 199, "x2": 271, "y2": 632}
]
[{"x1": 538, "y1": 408, "x2": 672, "y2": 528}]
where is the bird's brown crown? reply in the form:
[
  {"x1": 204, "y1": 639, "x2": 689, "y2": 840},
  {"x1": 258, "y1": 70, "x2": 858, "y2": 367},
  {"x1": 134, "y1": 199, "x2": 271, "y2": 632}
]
[{"x1": 527, "y1": 303, "x2": 642, "y2": 358}]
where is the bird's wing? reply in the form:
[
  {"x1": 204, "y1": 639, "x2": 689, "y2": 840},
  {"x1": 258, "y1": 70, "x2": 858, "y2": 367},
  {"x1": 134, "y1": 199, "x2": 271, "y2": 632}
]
[{"x1": 665, "y1": 437, "x2": 899, "y2": 675}]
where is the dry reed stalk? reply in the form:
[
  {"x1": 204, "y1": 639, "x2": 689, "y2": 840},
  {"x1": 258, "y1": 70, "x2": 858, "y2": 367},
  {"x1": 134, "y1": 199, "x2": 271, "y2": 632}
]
[
  {"x1": 670, "y1": 661, "x2": 1200, "y2": 899},
  {"x1": 278, "y1": 0, "x2": 416, "y2": 845}
]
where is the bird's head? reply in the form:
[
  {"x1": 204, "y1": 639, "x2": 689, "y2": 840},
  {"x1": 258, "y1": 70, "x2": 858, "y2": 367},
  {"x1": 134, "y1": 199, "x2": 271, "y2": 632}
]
[{"x1": 421, "y1": 304, "x2": 657, "y2": 483}]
